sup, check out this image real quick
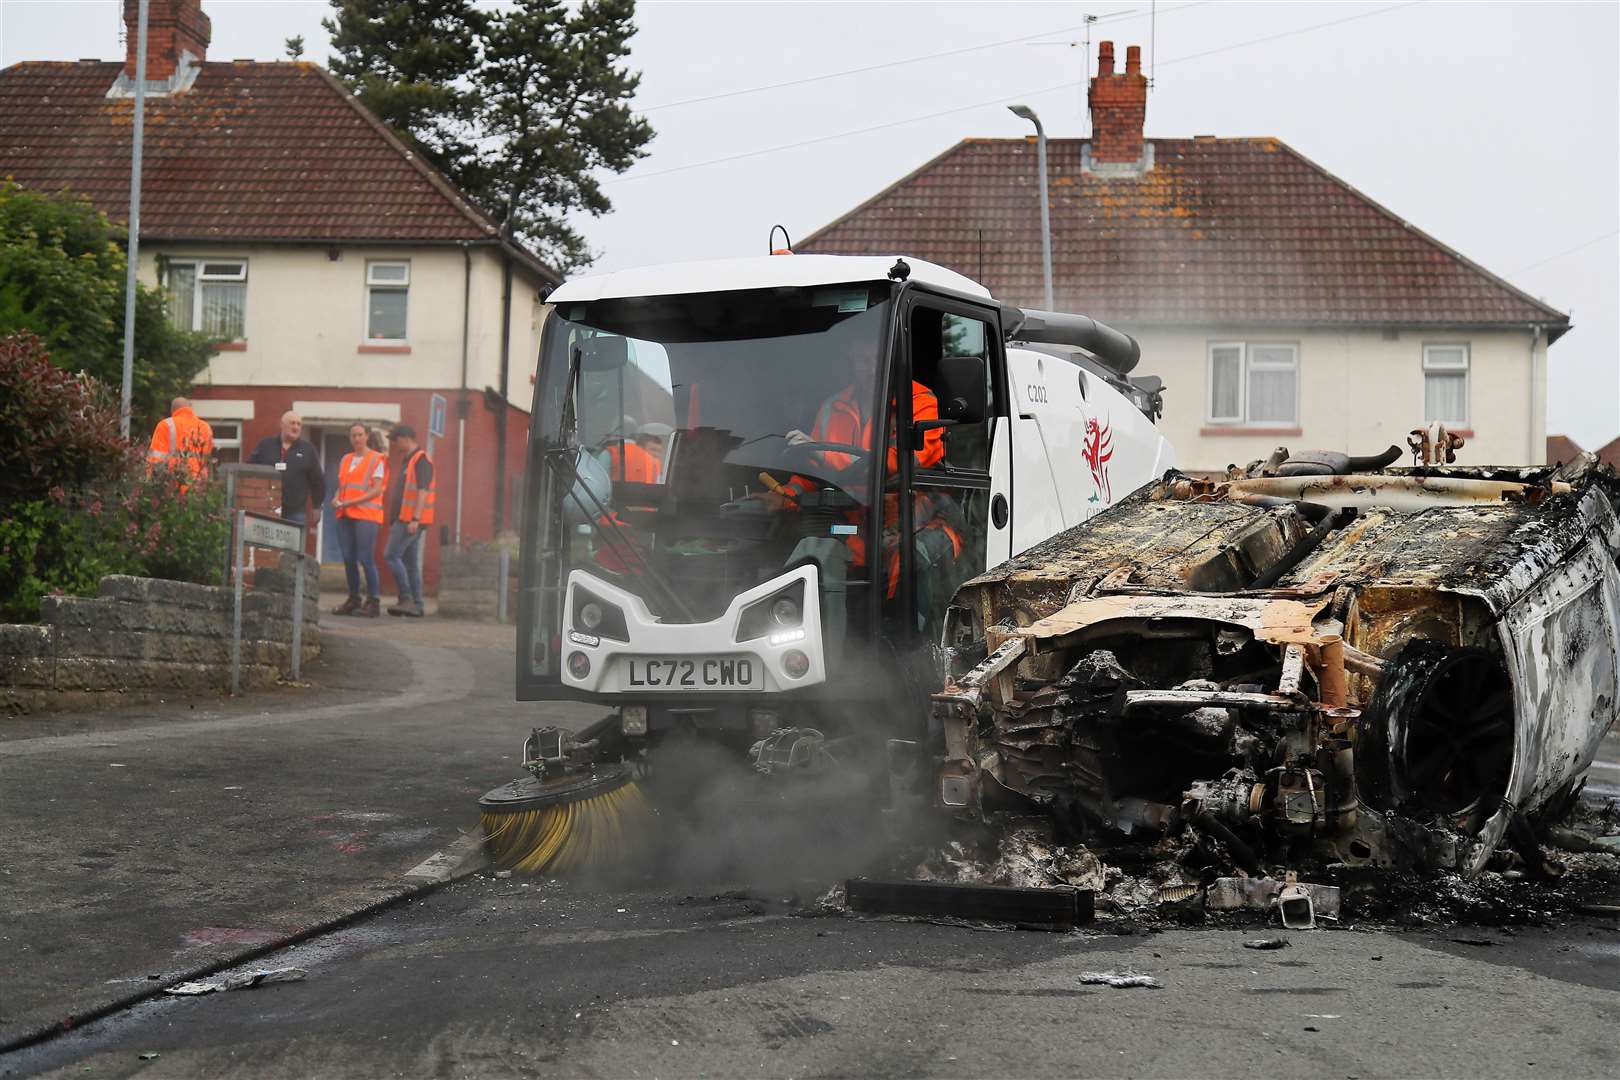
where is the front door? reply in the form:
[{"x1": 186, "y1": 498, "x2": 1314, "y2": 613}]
[{"x1": 883, "y1": 296, "x2": 1003, "y2": 647}]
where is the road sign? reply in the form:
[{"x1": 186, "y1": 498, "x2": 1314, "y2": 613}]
[
  {"x1": 429, "y1": 393, "x2": 448, "y2": 439},
  {"x1": 240, "y1": 511, "x2": 303, "y2": 554},
  {"x1": 230, "y1": 510, "x2": 308, "y2": 695}
]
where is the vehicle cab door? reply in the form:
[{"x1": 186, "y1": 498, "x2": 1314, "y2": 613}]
[{"x1": 883, "y1": 289, "x2": 1010, "y2": 648}]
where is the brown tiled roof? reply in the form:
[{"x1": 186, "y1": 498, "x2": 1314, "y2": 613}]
[
  {"x1": 1546, "y1": 435, "x2": 1585, "y2": 465},
  {"x1": 0, "y1": 60, "x2": 556, "y2": 279},
  {"x1": 800, "y1": 137, "x2": 1568, "y2": 338}
]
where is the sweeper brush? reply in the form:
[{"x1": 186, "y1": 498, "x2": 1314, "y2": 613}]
[{"x1": 479, "y1": 727, "x2": 654, "y2": 873}]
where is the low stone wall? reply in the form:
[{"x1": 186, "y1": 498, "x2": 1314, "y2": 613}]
[
  {"x1": 436, "y1": 547, "x2": 514, "y2": 622},
  {"x1": 0, "y1": 562, "x2": 320, "y2": 716}
]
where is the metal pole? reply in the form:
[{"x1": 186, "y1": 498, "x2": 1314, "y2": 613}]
[
  {"x1": 290, "y1": 523, "x2": 305, "y2": 682},
  {"x1": 1008, "y1": 105, "x2": 1054, "y2": 310},
  {"x1": 119, "y1": 0, "x2": 150, "y2": 438},
  {"x1": 231, "y1": 511, "x2": 244, "y2": 696},
  {"x1": 497, "y1": 546, "x2": 509, "y2": 623}
]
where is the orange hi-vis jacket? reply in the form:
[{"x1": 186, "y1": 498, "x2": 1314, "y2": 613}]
[
  {"x1": 781, "y1": 381, "x2": 959, "y2": 599},
  {"x1": 606, "y1": 439, "x2": 662, "y2": 483},
  {"x1": 399, "y1": 449, "x2": 436, "y2": 525},
  {"x1": 147, "y1": 407, "x2": 214, "y2": 482},
  {"x1": 336, "y1": 449, "x2": 386, "y2": 524}
]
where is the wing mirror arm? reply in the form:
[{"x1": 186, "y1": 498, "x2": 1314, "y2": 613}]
[{"x1": 912, "y1": 418, "x2": 960, "y2": 450}]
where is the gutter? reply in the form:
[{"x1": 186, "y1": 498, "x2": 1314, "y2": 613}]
[
  {"x1": 496, "y1": 250, "x2": 513, "y2": 533},
  {"x1": 1528, "y1": 324, "x2": 1542, "y2": 463},
  {"x1": 457, "y1": 242, "x2": 472, "y2": 547}
]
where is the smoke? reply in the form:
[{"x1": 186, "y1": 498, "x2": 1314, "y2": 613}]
[{"x1": 600, "y1": 733, "x2": 946, "y2": 895}]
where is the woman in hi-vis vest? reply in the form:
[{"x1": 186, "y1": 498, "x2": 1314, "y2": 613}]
[{"x1": 331, "y1": 423, "x2": 388, "y2": 617}]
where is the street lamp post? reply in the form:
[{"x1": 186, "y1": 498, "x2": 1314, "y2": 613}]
[
  {"x1": 119, "y1": 0, "x2": 150, "y2": 439},
  {"x1": 1008, "y1": 104, "x2": 1054, "y2": 311}
]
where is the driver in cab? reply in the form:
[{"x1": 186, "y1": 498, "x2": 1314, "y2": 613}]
[{"x1": 751, "y1": 341, "x2": 958, "y2": 602}]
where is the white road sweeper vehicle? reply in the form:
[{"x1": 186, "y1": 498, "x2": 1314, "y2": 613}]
[{"x1": 480, "y1": 253, "x2": 1175, "y2": 871}]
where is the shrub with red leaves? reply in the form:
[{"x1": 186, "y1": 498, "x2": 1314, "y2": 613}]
[{"x1": 0, "y1": 330, "x2": 129, "y2": 500}]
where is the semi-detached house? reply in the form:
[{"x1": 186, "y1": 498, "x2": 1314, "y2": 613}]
[
  {"x1": 0, "y1": 0, "x2": 561, "y2": 591},
  {"x1": 801, "y1": 41, "x2": 1571, "y2": 473}
]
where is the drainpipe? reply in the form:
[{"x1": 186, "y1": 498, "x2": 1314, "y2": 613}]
[
  {"x1": 457, "y1": 243, "x2": 472, "y2": 546},
  {"x1": 496, "y1": 250, "x2": 513, "y2": 534},
  {"x1": 1528, "y1": 324, "x2": 1542, "y2": 463}
]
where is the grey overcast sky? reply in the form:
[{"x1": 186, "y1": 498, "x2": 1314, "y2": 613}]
[{"x1": 2, "y1": 0, "x2": 1616, "y2": 448}]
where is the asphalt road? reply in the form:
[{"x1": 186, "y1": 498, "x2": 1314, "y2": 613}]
[
  {"x1": 2, "y1": 615, "x2": 1617, "y2": 1079},
  {"x1": 8, "y1": 874, "x2": 1619, "y2": 1079}
]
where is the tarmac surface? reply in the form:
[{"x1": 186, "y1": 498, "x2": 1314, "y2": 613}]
[{"x1": 2, "y1": 609, "x2": 1617, "y2": 1078}]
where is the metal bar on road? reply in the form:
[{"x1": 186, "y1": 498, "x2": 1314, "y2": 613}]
[{"x1": 845, "y1": 877, "x2": 1092, "y2": 930}]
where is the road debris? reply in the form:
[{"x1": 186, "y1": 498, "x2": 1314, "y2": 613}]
[
  {"x1": 1078, "y1": 970, "x2": 1162, "y2": 989},
  {"x1": 929, "y1": 450, "x2": 1620, "y2": 900},
  {"x1": 1243, "y1": 937, "x2": 1290, "y2": 950},
  {"x1": 165, "y1": 967, "x2": 307, "y2": 996}
]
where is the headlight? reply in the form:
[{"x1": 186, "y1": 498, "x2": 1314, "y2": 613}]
[
  {"x1": 782, "y1": 649, "x2": 810, "y2": 679},
  {"x1": 571, "y1": 586, "x2": 628, "y2": 642},
  {"x1": 736, "y1": 579, "x2": 806, "y2": 642},
  {"x1": 567, "y1": 651, "x2": 591, "y2": 679}
]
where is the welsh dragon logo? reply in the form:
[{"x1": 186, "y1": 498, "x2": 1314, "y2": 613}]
[{"x1": 1083, "y1": 415, "x2": 1113, "y2": 504}]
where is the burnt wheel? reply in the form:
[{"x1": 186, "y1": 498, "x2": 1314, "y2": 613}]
[{"x1": 1360, "y1": 641, "x2": 1515, "y2": 824}]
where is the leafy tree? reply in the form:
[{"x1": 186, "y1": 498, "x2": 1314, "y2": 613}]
[
  {"x1": 285, "y1": 35, "x2": 306, "y2": 60},
  {"x1": 0, "y1": 182, "x2": 216, "y2": 433},
  {"x1": 324, "y1": 0, "x2": 653, "y2": 271}
]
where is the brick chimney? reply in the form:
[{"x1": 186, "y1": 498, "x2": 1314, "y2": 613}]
[
  {"x1": 1089, "y1": 41, "x2": 1148, "y2": 165},
  {"x1": 123, "y1": 0, "x2": 211, "y2": 81}
]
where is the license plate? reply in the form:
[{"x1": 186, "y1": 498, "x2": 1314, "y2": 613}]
[{"x1": 619, "y1": 656, "x2": 761, "y2": 691}]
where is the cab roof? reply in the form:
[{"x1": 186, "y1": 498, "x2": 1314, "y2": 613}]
[{"x1": 547, "y1": 254, "x2": 992, "y2": 304}]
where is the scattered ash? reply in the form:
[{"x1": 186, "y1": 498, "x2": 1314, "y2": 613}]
[{"x1": 828, "y1": 809, "x2": 1620, "y2": 934}]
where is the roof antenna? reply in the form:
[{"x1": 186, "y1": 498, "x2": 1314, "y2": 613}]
[
  {"x1": 769, "y1": 224, "x2": 792, "y2": 255},
  {"x1": 1150, "y1": 0, "x2": 1157, "y2": 90}
]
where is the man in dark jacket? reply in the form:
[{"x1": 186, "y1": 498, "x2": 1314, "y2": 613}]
[{"x1": 249, "y1": 410, "x2": 325, "y2": 524}]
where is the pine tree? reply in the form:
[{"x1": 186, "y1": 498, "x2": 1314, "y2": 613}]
[
  {"x1": 323, "y1": 0, "x2": 485, "y2": 195},
  {"x1": 324, "y1": 0, "x2": 653, "y2": 271},
  {"x1": 284, "y1": 35, "x2": 306, "y2": 60}
]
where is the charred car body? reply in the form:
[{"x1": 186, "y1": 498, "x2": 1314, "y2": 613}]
[{"x1": 933, "y1": 448, "x2": 1620, "y2": 877}]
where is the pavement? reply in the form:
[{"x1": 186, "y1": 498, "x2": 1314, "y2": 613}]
[
  {"x1": 0, "y1": 608, "x2": 597, "y2": 1054},
  {"x1": 1, "y1": 606, "x2": 1617, "y2": 1078}
]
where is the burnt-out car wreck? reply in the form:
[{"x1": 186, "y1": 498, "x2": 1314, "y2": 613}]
[{"x1": 931, "y1": 449, "x2": 1620, "y2": 890}]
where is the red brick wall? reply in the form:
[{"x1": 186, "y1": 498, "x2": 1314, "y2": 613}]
[
  {"x1": 1089, "y1": 42, "x2": 1148, "y2": 164},
  {"x1": 190, "y1": 386, "x2": 530, "y2": 596}
]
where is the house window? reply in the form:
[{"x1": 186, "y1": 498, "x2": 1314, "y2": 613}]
[
  {"x1": 366, "y1": 261, "x2": 410, "y2": 341},
  {"x1": 1208, "y1": 342, "x2": 1299, "y2": 425},
  {"x1": 209, "y1": 420, "x2": 242, "y2": 465},
  {"x1": 1423, "y1": 344, "x2": 1469, "y2": 425},
  {"x1": 166, "y1": 260, "x2": 247, "y2": 340}
]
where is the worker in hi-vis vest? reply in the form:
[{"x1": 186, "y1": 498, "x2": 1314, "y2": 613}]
[
  {"x1": 383, "y1": 422, "x2": 435, "y2": 618},
  {"x1": 146, "y1": 396, "x2": 214, "y2": 489},
  {"x1": 331, "y1": 423, "x2": 387, "y2": 618}
]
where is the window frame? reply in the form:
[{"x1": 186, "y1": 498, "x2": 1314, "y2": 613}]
[
  {"x1": 164, "y1": 257, "x2": 248, "y2": 340},
  {"x1": 208, "y1": 420, "x2": 242, "y2": 464},
  {"x1": 1422, "y1": 342, "x2": 1470, "y2": 426},
  {"x1": 364, "y1": 259, "x2": 411, "y2": 344},
  {"x1": 1205, "y1": 340, "x2": 1300, "y2": 426}
]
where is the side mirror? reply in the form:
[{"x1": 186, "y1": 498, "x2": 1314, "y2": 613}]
[
  {"x1": 936, "y1": 355, "x2": 988, "y2": 424},
  {"x1": 579, "y1": 336, "x2": 629, "y2": 372}
]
